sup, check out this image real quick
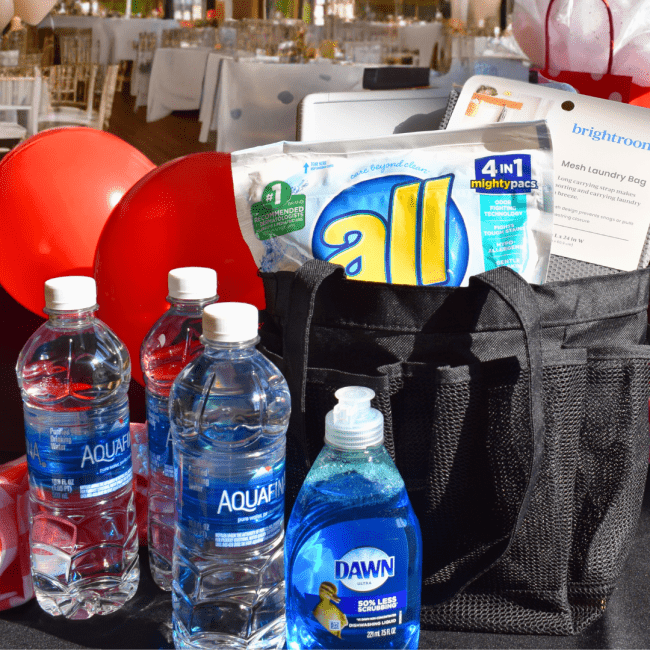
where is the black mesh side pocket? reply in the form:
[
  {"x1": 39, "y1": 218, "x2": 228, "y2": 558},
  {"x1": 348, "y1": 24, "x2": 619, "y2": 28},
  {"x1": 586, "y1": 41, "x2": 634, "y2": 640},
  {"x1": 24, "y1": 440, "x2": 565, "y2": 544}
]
[
  {"x1": 423, "y1": 347, "x2": 650, "y2": 636},
  {"x1": 568, "y1": 347, "x2": 650, "y2": 627},
  {"x1": 427, "y1": 349, "x2": 588, "y2": 635},
  {"x1": 343, "y1": 356, "x2": 526, "y2": 611}
]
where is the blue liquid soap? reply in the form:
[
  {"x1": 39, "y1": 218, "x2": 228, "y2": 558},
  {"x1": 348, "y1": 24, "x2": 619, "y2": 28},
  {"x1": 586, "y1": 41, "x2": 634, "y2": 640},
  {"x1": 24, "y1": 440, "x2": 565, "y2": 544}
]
[{"x1": 285, "y1": 386, "x2": 422, "y2": 649}]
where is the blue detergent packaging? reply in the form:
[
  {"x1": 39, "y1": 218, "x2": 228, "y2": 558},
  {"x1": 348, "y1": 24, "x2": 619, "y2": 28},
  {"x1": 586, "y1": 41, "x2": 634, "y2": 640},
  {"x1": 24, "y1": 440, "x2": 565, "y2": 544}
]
[
  {"x1": 231, "y1": 121, "x2": 554, "y2": 286},
  {"x1": 285, "y1": 386, "x2": 422, "y2": 649}
]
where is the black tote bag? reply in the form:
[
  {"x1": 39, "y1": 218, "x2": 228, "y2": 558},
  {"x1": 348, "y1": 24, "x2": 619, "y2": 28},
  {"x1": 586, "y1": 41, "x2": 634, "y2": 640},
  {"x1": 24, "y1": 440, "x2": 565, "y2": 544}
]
[{"x1": 259, "y1": 259, "x2": 650, "y2": 636}]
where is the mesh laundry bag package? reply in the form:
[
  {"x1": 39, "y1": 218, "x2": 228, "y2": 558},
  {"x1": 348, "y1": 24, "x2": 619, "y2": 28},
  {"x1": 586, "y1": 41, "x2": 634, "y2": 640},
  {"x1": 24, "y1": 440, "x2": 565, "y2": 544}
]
[
  {"x1": 231, "y1": 121, "x2": 554, "y2": 287},
  {"x1": 443, "y1": 74, "x2": 650, "y2": 281}
]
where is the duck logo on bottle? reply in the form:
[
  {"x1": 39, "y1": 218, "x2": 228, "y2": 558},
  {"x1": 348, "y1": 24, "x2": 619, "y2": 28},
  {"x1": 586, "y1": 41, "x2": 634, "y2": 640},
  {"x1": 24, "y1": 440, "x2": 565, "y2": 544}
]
[
  {"x1": 335, "y1": 547, "x2": 395, "y2": 592},
  {"x1": 312, "y1": 174, "x2": 469, "y2": 286}
]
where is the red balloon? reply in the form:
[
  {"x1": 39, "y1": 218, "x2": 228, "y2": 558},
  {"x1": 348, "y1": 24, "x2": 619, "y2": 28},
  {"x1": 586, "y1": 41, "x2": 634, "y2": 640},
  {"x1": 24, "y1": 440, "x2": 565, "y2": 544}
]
[
  {"x1": 0, "y1": 127, "x2": 156, "y2": 317},
  {"x1": 94, "y1": 151, "x2": 265, "y2": 387}
]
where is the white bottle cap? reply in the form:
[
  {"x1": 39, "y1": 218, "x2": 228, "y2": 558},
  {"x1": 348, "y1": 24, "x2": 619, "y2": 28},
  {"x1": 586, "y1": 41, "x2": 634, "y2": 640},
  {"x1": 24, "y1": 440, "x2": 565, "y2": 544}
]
[
  {"x1": 168, "y1": 267, "x2": 217, "y2": 300},
  {"x1": 202, "y1": 302, "x2": 258, "y2": 342},
  {"x1": 44, "y1": 276, "x2": 97, "y2": 311},
  {"x1": 325, "y1": 386, "x2": 384, "y2": 450}
]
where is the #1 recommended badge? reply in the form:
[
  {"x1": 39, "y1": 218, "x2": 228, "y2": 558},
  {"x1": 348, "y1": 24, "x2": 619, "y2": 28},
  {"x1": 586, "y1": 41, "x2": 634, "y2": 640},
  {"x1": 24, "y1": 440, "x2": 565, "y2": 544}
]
[{"x1": 251, "y1": 181, "x2": 306, "y2": 240}]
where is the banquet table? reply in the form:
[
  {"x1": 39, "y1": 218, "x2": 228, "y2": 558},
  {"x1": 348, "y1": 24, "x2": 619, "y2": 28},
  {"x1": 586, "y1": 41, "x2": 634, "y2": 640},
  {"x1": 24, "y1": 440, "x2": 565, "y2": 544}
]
[
  {"x1": 213, "y1": 58, "x2": 367, "y2": 152},
  {"x1": 1, "y1": 474, "x2": 649, "y2": 648},
  {"x1": 146, "y1": 46, "x2": 213, "y2": 122}
]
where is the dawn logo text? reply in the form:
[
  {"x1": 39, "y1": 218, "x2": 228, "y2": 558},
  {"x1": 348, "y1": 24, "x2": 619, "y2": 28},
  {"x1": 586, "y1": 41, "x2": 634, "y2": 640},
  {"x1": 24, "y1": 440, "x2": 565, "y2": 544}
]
[{"x1": 335, "y1": 547, "x2": 395, "y2": 592}]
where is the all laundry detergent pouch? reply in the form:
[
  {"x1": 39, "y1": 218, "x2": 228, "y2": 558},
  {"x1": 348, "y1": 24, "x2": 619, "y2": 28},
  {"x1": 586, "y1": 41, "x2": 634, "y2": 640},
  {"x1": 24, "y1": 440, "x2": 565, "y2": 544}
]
[{"x1": 231, "y1": 121, "x2": 554, "y2": 286}]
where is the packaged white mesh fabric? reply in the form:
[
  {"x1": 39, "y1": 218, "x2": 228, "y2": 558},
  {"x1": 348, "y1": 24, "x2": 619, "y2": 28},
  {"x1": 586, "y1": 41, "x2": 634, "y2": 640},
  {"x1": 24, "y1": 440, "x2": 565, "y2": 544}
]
[
  {"x1": 443, "y1": 75, "x2": 650, "y2": 282},
  {"x1": 231, "y1": 121, "x2": 554, "y2": 287}
]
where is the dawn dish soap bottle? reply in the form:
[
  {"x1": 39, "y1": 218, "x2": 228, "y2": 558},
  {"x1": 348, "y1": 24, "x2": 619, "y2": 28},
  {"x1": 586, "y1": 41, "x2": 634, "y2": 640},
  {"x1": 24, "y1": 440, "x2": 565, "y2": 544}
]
[{"x1": 285, "y1": 386, "x2": 422, "y2": 650}]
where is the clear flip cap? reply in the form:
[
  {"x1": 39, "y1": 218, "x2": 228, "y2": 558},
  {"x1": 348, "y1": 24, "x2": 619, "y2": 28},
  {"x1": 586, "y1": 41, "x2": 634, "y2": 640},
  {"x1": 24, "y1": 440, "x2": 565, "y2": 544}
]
[
  {"x1": 44, "y1": 276, "x2": 97, "y2": 311},
  {"x1": 202, "y1": 302, "x2": 258, "y2": 342},
  {"x1": 325, "y1": 386, "x2": 384, "y2": 450},
  {"x1": 168, "y1": 267, "x2": 217, "y2": 300}
]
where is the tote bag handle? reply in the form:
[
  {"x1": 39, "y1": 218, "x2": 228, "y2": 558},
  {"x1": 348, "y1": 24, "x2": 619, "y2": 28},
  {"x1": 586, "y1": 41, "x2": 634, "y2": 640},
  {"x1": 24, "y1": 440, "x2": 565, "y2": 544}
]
[
  {"x1": 281, "y1": 259, "x2": 545, "y2": 594},
  {"x1": 281, "y1": 259, "x2": 344, "y2": 491}
]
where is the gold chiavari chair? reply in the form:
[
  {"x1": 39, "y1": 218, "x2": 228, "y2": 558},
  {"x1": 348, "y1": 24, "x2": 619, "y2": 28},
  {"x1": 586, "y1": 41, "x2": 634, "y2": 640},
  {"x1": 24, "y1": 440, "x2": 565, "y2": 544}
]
[{"x1": 38, "y1": 63, "x2": 118, "y2": 131}]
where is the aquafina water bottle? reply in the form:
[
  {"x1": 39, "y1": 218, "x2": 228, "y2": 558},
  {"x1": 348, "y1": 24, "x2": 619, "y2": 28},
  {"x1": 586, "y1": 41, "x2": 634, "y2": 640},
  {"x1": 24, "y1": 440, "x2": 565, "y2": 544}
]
[
  {"x1": 16, "y1": 276, "x2": 139, "y2": 619},
  {"x1": 141, "y1": 267, "x2": 218, "y2": 590},
  {"x1": 170, "y1": 302, "x2": 290, "y2": 649}
]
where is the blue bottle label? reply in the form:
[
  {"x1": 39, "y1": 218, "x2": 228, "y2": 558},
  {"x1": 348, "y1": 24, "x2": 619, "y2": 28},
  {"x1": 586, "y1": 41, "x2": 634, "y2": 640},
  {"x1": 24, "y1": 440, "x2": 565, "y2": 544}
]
[
  {"x1": 290, "y1": 518, "x2": 409, "y2": 642},
  {"x1": 25, "y1": 415, "x2": 132, "y2": 499},
  {"x1": 146, "y1": 393, "x2": 173, "y2": 478},
  {"x1": 178, "y1": 460, "x2": 285, "y2": 548}
]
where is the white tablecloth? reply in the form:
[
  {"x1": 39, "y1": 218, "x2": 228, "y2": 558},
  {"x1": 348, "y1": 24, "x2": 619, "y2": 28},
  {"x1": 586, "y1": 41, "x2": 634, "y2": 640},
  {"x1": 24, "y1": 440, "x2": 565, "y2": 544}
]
[
  {"x1": 398, "y1": 22, "x2": 445, "y2": 69},
  {"x1": 146, "y1": 46, "x2": 212, "y2": 122},
  {"x1": 102, "y1": 17, "x2": 178, "y2": 63},
  {"x1": 197, "y1": 51, "x2": 283, "y2": 141},
  {"x1": 214, "y1": 59, "x2": 366, "y2": 152},
  {"x1": 198, "y1": 50, "x2": 226, "y2": 142}
]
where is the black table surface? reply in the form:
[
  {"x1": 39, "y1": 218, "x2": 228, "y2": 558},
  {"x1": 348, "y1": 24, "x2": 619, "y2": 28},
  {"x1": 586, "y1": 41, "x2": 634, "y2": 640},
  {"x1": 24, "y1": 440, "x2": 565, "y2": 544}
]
[{"x1": 1, "y1": 477, "x2": 650, "y2": 650}]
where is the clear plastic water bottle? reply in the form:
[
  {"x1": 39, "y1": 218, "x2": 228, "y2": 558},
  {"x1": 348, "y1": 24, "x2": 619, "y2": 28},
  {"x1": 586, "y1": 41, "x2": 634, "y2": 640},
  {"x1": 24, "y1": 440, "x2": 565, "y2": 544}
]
[
  {"x1": 141, "y1": 267, "x2": 218, "y2": 591},
  {"x1": 170, "y1": 302, "x2": 291, "y2": 650},
  {"x1": 16, "y1": 276, "x2": 139, "y2": 620},
  {"x1": 285, "y1": 386, "x2": 422, "y2": 649}
]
